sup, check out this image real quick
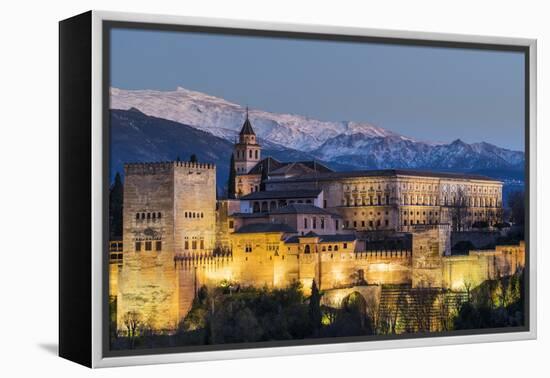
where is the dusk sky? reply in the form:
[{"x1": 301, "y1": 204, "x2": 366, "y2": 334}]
[{"x1": 110, "y1": 28, "x2": 525, "y2": 151}]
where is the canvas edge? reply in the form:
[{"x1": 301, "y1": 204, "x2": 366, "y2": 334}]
[{"x1": 89, "y1": 10, "x2": 538, "y2": 368}]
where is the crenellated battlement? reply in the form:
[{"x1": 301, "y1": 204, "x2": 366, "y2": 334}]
[
  {"x1": 174, "y1": 250, "x2": 233, "y2": 269},
  {"x1": 355, "y1": 249, "x2": 412, "y2": 259},
  {"x1": 124, "y1": 161, "x2": 216, "y2": 175}
]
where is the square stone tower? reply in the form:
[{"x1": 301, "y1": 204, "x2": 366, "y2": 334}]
[{"x1": 117, "y1": 161, "x2": 216, "y2": 331}]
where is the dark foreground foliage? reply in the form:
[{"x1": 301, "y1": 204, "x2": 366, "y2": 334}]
[
  {"x1": 110, "y1": 272, "x2": 524, "y2": 350},
  {"x1": 454, "y1": 269, "x2": 524, "y2": 330}
]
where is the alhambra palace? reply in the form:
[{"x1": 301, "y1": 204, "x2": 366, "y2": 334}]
[{"x1": 109, "y1": 114, "x2": 525, "y2": 332}]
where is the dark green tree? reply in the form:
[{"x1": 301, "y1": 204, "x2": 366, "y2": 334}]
[
  {"x1": 308, "y1": 280, "x2": 322, "y2": 333},
  {"x1": 109, "y1": 172, "x2": 123, "y2": 239},
  {"x1": 227, "y1": 153, "x2": 236, "y2": 199},
  {"x1": 190, "y1": 154, "x2": 198, "y2": 163}
]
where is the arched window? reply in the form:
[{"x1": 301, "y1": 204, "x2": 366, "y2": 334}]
[
  {"x1": 253, "y1": 202, "x2": 260, "y2": 213},
  {"x1": 334, "y1": 245, "x2": 339, "y2": 251},
  {"x1": 135, "y1": 213, "x2": 140, "y2": 220},
  {"x1": 255, "y1": 150, "x2": 258, "y2": 159},
  {"x1": 158, "y1": 212, "x2": 161, "y2": 219},
  {"x1": 249, "y1": 150, "x2": 252, "y2": 158},
  {"x1": 141, "y1": 213, "x2": 145, "y2": 220},
  {"x1": 304, "y1": 245, "x2": 311, "y2": 254},
  {"x1": 328, "y1": 245, "x2": 332, "y2": 251},
  {"x1": 184, "y1": 212, "x2": 187, "y2": 218},
  {"x1": 201, "y1": 212, "x2": 204, "y2": 218}
]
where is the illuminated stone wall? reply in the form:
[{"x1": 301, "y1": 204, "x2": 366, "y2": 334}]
[
  {"x1": 116, "y1": 161, "x2": 216, "y2": 332},
  {"x1": 442, "y1": 242, "x2": 525, "y2": 291}
]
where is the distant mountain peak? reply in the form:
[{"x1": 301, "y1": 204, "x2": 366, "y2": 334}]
[{"x1": 110, "y1": 86, "x2": 524, "y2": 174}]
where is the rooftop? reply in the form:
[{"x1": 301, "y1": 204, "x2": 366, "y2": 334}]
[
  {"x1": 239, "y1": 110, "x2": 255, "y2": 136},
  {"x1": 285, "y1": 233, "x2": 356, "y2": 244},
  {"x1": 240, "y1": 189, "x2": 322, "y2": 201},
  {"x1": 270, "y1": 203, "x2": 341, "y2": 217},
  {"x1": 233, "y1": 223, "x2": 297, "y2": 234},
  {"x1": 265, "y1": 169, "x2": 501, "y2": 183}
]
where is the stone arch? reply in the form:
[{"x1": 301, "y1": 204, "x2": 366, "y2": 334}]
[{"x1": 342, "y1": 291, "x2": 368, "y2": 316}]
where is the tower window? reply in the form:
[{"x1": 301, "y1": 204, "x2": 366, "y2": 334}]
[{"x1": 255, "y1": 150, "x2": 258, "y2": 159}]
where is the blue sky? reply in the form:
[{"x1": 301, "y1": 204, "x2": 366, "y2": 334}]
[{"x1": 110, "y1": 28, "x2": 525, "y2": 151}]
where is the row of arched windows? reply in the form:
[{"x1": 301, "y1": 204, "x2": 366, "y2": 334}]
[
  {"x1": 135, "y1": 212, "x2": 162, "y2": 220},
  {"x1": 235, "y1": 149, "x2": 259, "y2": 160},
  {"x1": 184, "y1": 211, "x2": 204, "y2": 219}
]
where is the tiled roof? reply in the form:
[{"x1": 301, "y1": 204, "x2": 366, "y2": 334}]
[
  {"x1": 231, "y1": 212, "x2": 269, "y2": 218},
  {"x1": 240, "y1": 189, "x2": 322, "y2": 200},
  {"x1": 285, "y1": 233, "x2": 356, "y2": 244},
  {"x1": 239, "y1": 116, "x2": 255, "y2": 136},
  {"x1": 266, "y1": 169, "x2": 501, "y2": 183},
  {"x1": 270, "y1": 204, "x2": 339, "y2": 216},
  {"x1": 234, "y1": 223, "x2": 297, "y2": 234}
]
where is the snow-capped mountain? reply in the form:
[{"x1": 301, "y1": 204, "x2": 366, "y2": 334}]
[
  {"x1": 110, "y1": 87, "x2": 402, "y2": 151},
  {"x1": 110, "y1": 86, "x2": 524, "y2": 175},
  {"x1": 312, "y1": 136, "x2": 525, "y2": 170}
]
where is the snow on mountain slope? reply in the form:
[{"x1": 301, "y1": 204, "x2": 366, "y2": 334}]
[
  {"x1": 110, "y1": 87, "x2": 401, "y2": 151},
  {"x1": 312, "y1": 135, "x2": 524, "y2": 170},
  {"x1": 110, "y1": 86, "x2": 524, "y2": 172}
]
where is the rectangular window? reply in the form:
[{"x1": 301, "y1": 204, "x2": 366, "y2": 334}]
[
  {"x1": 343, "y1": 243, "x2": 348, "y2": 249},
  {"x1": 323, "y1": 200, "x2": 327, "y2": 208},
  {"x1": 353, "y1": 221, "x2": 357, "y2": 228},
  {"x1": 155, "y1": 241, "x2": 162, "y2": 251},
  {"x1": 313, "y1": 217, "x2": 317, "y2": 229},
  {"x1": 304, "y1": 217, "x2": 308, "y2": 228},
  {"x1": 192, "y1": 240, "x2": 197, "y2": 249},
  {"x1": 200, "y1": 239, "x2": 204, "y2": 250},
  {"x1": 135, "y1": 241, "x2": 141, "y2": 252},
  {"x1": 361, "y1": 220, "x2": 365, "y2": 227},
  {"x1": 185, "y1": 240, "x2": 189, "y2": 250},
  {"x1": 229, "y1": 220, "x2": 234, "y2": 228},
  {"x1": 321, "y1": 218, "x2": 325, "y2": 229},
  {"x1": 335, "y1": 220, "x2": 339, "y2": 229},
  {"x1": 369, "y1": 220, "x2": 373, "y2": 227},
  {"x1": 385, "y1": 219, "x2": 389, "y2": 226},
  {"x1": 145, "y1": 241, "x2": 152, "y2": 251}
]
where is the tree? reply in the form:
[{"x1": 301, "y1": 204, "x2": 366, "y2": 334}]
[
  {"x1": 308, "y1": 280, "x2": 322, "y2": 333},
  {"x1": 227, "y1": 153, "x2": 236, "y2": 199},
  {"x1": 449, "y1": 187, "x2": 468, "y2": 231},
  {"x1": 122, "y1": 311, "x2": 142, "y2": 349},
  {"x1": 109, "y1": 172, "x2": 123, "y2": 239},
  {"x1": 508, "y1": 190, "x2": 525, "y2": 226},
  {"x1": 189, "y1": 154, "x2": 198, "y2": 163}
]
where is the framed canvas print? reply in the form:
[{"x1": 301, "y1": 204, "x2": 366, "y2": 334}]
[{"x1": 59, "y1": 10, "x2": 537, "y2": 368}]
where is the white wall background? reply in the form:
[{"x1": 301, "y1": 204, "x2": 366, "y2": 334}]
[{"x1": 0, "y1": 0, "x2": 546, "y2": 376}]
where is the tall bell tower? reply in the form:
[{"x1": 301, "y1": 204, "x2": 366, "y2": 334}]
[{"x1": 234, "y1": 107, "x2": 261, "y2": 174}]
